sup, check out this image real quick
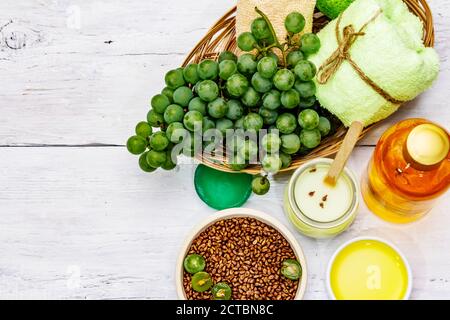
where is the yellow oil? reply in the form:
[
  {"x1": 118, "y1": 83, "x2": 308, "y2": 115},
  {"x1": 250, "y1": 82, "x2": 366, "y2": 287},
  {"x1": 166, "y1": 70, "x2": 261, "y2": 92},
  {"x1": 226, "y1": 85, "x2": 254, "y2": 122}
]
[
  {"x1": 329, "y1": 239, "x2": 410, "y2": 300},
  {"x1": 362, "y1": 119, "x2": 450, "y2": 223}
]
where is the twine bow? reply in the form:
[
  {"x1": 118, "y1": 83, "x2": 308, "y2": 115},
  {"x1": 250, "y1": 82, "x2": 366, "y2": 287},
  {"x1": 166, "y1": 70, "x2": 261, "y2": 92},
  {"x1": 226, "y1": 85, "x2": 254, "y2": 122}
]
[{"x1": 316, "y1": 11, "x2": 404, "y2": 105}]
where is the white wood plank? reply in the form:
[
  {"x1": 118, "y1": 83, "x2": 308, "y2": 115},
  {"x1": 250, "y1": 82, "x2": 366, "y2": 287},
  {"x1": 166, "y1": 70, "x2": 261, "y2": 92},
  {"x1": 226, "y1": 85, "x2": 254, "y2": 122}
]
[
  {"x1": 0, "y1": 0, "x2": 449, "y2": 146},
  {"x1": 0, "y1": 146, "x2": 448, "y2": 299}
]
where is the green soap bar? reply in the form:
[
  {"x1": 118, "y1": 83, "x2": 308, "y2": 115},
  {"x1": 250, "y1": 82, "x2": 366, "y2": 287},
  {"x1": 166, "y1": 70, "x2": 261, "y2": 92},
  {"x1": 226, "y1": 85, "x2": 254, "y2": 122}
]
[{"x1": 194, "y1": 164, "x2": 252, "y2": 210}]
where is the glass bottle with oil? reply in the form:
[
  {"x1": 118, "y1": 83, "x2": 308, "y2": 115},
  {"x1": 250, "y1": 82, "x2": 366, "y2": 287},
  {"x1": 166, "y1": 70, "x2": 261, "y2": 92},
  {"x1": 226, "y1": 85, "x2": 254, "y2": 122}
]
[{"x1": 362, "y1": 118, "x2": 450, "y2": 223}]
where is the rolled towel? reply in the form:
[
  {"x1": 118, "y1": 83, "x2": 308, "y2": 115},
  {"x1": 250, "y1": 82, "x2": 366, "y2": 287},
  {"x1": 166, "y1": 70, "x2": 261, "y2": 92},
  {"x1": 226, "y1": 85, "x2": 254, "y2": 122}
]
[{"x1": 309, "y1": 0, "x2": 440, "y2": 127}]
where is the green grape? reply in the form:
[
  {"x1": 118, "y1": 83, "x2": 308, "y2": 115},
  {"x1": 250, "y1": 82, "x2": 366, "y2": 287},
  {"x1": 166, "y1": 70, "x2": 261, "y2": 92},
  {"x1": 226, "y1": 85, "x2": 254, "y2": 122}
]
[
  {"x1": 150, "y1": 131, "x2": 169, "y2": 151},
  {"x1": 163, "y1": 104, "x2": 184, "y2": 124},
  {"x1": 183, "y1": 63, "x2": 200, "y2": 85},
  {"x1": 202, "y1": 116, "x2": 216, "y2": 132},
  {"x1": 226, "y1": 73, "x2": 249, "y2": 97},
  {"x1": 135, "y1": 121, "x2": 152, "y2": 137},
  {"x1": 183, "y1": 110, "x2": 203, "y2": 132},
  {"x1": 188, "y1": 97, "x2": 207, "y2": 115},
  {"x1": 173, "y1": 86, "x2": 193, "y2": 107},
  {"x1": 294, "y1": 60, "x2": 317, "y2": 81},
  {"x1": 161, "y1": 149, "x2": 177, "y2": 170},
  {"x1": 197, "y1": 59, "x2": 219, "y2": 80},
  {"x1": 299, "y1": 95, "x2": 317, "y2": 108},
  {"x1": 262, "y1": 89, "x2": 281, "y2": 110},
  {"x1": 281, "y1": 134, "x2": 301, "y2": 154},
  {"x1": 259, "y1": 108, "x2": 278, "y2": 125},
  {"x1": 241, "y1": 87, "x2": 261, "y2": 107},
  {"x1": 208, "y1": 97, "x2": 228, "y2": 119},
  {"x1": 273, "y1": 69, "x2": 295, "y2": 91},
  {"x1": 252, "y1": 175, "x2": 270, "y2": 195},
  {"x1": 197, "y1": 80, "x2": 219, "y2": 102},
  {"x1": 212, "y1": 282, "x2": 232, "y2": 300},
  {"x1": 139, "y1": 152, "x2": 157, "y2": 172},
  {"x1": 262, "y1": 155, "x2": 282, "y2": 174},
  {"x1": 281, "y1": 259, "x2": 302, "y2": 280},
  {"x1": 267, "y1": 51, "x2": 279, "y2": 65},
  {"x1": 251, "y1": 72, "x2": 273, "y2": 93},
  {"x1": 234, "y1": 117, "x2": 244, "y2": 129},
  {"x1": 243, "y1": 113, "x2": 264, "y2": 132},
  {"x1": 297, "y1": 144, "x2": 311, "y2": 156},
  {"x1": 286, "y1": 50, "x2": 304, "y2": 68},
  {"x1": 279, "y1": 152, "x2": 292, "y2": 169},
  {"x1": 300, "y1": 33, "x2": 321, "y2": 55},
  {"x1": 298, "y1": 109, "x2": 320, "y2": 130},
  {"x1": 147, "y1": 110, "x2": 164, "y2": 128},
  {"x1": 193, "y1": 81, "x2": 201, "y2": 95},
  {"x1": 251, "y1": 17, "x2": 272, "y2": 40},
  {"x1": 226, "y1": 99, "x2": 244, "y2": 120},
  {"x1": 300, "y1": 129, "x2": 322, "y2": 148},
  {"x1": 127, "y1": 135, "x2": 147, "y2": 155},
  {"x1": 261, "y1": 35, "x2": 276, "y2": 45},
  {"x1": 161, "y1": 87, "x2": 174, "y2": 103},
  {"x1": 294, "y1": 80, "x2": 316, "y2": 98},
  {"x1": 146, "y1": 149, "x2": 167, "y2": 168},
  {"x1": 184, "y1": 253, "x2": 206, "y2": 274},
  {"x1": 262, "y1": 34, "x2": 275, "y2": 47},
  {"x1": 238, "y1": 139, "x2": 258, "y2": 161},
  {"x1": 183, "y1": 132, "x2": 196, "y2": 158},
  {"x1": 218, "y1": 51, "x2": 237, "y2": 63},
  {"x1": 262, "y1": 132, "x2": 281, "y2": 153},
  {"x1": 285, "y1": 12, "x2": 306, "y2": 34},
  {"x1": 216, "y1": 118, "x2": 234, "y2": 135},
  {"x1": 166, "y1": 122, "x2": 188, "y2": 143},
  {"x1": 228, "y1": 133, "x2": 245, "y2": 153},
  {"x1": 151, "y1": 94, "x2": 171, "y2": 114},
  {"x1": 276, "y1": 113, "x2": 297, "y2": 134},
  {"x1": 219, "y1": 60, "x2": 237, "y2": 80},
  {"x1": 237, "y1": 53, "x2": 257, "y2": 75},
  {"x1": 228, "y1": 156, "x2": 248, "y2": 171},
  {"x1": 281, "y1": 89, "x2": 300, "y2": 109},
  {"x1": 318, "y1": 116, "x2": 331, "y2": 137},
  {"x1": 191, "y1": 272, "x2": 213, "y2": 292},
  {"x1": 257, "y1": 56, "x2": 278, "y2": 79},
  {"x1": 165, "y1": 68, "x2": 185, "y2": 89},
  {"x1": 237, "y1": 32, "x2": 257, "y2": 52}
]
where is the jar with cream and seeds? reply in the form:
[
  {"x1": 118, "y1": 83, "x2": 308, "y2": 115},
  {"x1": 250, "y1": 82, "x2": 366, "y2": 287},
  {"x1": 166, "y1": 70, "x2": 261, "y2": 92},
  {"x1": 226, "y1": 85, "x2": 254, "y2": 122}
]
[{"x1": 284, "y1": 158, "x2": 359, "y2": 239}]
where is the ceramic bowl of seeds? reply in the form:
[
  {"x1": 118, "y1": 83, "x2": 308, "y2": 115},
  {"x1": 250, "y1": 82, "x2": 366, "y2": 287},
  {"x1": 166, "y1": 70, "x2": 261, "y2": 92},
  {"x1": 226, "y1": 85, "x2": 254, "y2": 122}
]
[{"x1": 176, "y1": 208, "x2": 307, "y2": 300}]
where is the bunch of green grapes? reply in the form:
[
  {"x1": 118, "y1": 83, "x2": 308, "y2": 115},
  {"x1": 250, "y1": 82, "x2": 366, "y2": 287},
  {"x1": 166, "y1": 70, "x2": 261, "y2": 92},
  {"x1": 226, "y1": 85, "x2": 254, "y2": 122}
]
[{"x1": 127, "y1": 8, "x2": 339, "y2": 195}]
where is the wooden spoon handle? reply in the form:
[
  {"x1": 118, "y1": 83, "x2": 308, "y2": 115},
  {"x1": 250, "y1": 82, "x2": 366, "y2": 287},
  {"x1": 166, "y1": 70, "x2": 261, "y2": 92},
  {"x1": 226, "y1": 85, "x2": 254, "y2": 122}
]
[{"x1": 325, "y1": 121, "x2": 364, "y2": 186}]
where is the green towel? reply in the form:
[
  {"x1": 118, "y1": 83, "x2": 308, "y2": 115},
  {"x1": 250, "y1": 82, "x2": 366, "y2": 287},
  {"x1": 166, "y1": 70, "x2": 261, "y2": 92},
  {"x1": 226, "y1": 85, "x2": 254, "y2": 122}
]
[{"x1": 309, "y1": 0, "x2": 439, "y2": 127}]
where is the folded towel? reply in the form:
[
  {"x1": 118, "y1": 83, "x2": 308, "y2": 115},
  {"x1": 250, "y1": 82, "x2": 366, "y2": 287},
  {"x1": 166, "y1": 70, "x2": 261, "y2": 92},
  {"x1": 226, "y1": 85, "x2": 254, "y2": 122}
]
[{"x1": 309, "y1": 0, "x2": 439, "y2": 127}]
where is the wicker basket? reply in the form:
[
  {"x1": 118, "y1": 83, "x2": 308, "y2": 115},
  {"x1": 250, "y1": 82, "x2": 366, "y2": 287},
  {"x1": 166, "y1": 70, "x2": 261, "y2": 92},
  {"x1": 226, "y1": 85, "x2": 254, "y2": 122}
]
[{"x1": 183, "y1": 0, "x2": 435, "y2": 175}]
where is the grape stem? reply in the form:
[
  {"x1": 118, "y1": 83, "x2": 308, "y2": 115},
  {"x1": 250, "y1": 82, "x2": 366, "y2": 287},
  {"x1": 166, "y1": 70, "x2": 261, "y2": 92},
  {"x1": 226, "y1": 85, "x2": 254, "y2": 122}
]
[
  {"x1": 255, "y1": 7, "x2": 281, "y2": 47},
  {"x1": 254, "y1": 7, "x2": 290, "y2": 67}
]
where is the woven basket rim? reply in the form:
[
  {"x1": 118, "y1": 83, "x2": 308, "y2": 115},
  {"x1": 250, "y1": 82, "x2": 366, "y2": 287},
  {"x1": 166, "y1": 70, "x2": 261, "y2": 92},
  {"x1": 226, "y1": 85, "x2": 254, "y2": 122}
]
[{"x1": 183, "y1": 0, "x2": 435, "y2": 175}]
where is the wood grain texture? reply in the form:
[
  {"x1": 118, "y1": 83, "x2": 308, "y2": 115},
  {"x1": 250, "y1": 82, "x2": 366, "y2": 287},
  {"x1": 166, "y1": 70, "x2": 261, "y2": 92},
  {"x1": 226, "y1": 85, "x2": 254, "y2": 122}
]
[
  {"x1": 0, "y1": 0, "x2": 449, "y2": 300},
  {"x1": 0, "y1": 0, "x2": 448, "y2": 146},
  {"x1": 0, "y1": 147, "x2": 449, "y2": 299},
  {"x1": 325, "y1": 121, "x2": 364, "y2": 185}
]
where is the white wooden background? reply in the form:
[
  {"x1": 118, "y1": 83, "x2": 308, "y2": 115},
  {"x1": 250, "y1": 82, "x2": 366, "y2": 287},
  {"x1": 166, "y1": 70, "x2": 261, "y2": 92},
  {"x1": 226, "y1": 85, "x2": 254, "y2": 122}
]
[{"x1": 0, "y1": 0, "x2": 449, "y2": 300}]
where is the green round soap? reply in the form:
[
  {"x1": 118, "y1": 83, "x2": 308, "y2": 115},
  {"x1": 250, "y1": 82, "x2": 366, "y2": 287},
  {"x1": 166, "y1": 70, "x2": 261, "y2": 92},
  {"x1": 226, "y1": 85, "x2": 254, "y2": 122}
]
[{"x1": 194, "y1": 164, "x2": 253, "y2": 210}]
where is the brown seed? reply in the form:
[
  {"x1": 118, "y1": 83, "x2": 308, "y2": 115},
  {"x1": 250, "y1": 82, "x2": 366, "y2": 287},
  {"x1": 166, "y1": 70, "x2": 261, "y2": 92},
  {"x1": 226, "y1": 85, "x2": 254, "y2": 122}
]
[{"x1": 182, "y1": 217, "x2": 300, "y2": 300}]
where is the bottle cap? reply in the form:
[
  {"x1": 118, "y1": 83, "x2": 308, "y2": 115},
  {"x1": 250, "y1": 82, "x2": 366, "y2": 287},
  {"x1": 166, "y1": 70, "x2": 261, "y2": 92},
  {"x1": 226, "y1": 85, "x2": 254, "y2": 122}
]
[
  {"x1": 406, "y1": 124, "x2": 449, "y2": 166},
  {"x1": 194, "y1": 164, "x2": 253, "y2": 210}
]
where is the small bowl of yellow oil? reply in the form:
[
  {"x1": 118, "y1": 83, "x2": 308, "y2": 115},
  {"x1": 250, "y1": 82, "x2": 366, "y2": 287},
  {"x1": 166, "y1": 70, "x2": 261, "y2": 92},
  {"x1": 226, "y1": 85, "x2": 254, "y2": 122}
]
[{"x1": 326, "y1": 237, "x2": 412, "y2": 300}]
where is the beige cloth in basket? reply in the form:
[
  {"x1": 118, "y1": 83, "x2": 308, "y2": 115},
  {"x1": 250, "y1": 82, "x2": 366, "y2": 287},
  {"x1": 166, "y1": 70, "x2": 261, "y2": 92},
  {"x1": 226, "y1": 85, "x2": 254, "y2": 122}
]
[{"x1": 236, "y1": 0, "x2": 316, "y2": 46}]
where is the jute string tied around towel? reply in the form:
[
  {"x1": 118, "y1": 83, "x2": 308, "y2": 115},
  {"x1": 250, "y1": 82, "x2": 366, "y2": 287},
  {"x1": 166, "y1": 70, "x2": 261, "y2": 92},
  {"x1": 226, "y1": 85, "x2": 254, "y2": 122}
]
[{"x1": 316, "y1": 10, "x2": 404, "y2": 105}]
